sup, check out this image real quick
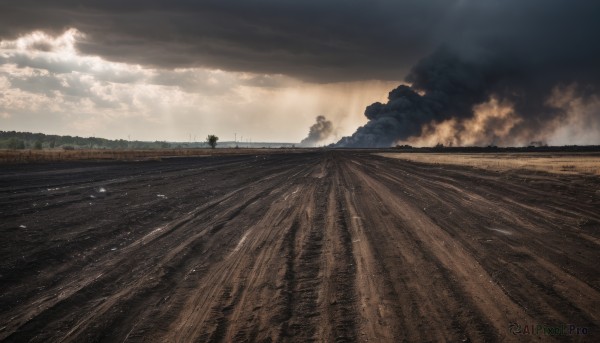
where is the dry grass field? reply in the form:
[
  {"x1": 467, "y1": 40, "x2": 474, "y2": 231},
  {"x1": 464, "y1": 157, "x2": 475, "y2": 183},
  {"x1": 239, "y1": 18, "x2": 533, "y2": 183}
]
[
  {"x1": 0, "y1": 148, "x2": 306, "y2": 164},
  {"x1": 378, "y1": 152, "x2": 600, "y2": 175}
]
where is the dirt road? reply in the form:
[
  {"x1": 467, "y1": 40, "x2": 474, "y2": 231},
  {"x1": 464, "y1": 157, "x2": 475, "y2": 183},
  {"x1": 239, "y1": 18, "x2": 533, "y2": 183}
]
[{"x1": 1, "y1": 151, "x2": 598, "y2": 342}]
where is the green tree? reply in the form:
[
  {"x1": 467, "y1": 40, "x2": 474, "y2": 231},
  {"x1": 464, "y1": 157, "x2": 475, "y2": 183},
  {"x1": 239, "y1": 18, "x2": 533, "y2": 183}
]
[
  {"x1": 34, "y1": 140, "x2": 43, "y2": 150},
  {"x1": 7, "y1": 138, "x2": 25, "y2": 150},
  {"x1": 207, "y1": 134, "x2": 219, "y2": 149}
]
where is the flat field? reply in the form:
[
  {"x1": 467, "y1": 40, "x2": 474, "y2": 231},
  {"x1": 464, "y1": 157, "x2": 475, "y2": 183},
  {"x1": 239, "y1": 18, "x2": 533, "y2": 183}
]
[
  {"x1": 378, "y1": 152, "x2": 600, "y2": 175},
  {"x1": 0, "y1": 148, "x2": 305, "y2": 164},
  {"x1": 1, "y1": 151, "x2": 598, "y2": 342}
]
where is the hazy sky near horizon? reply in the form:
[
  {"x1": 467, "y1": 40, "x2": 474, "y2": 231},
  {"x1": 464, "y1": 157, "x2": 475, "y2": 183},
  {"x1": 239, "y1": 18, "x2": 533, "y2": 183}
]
[
  {"x1": 0, "y1": 29, "x2": 396, "y2": 143},
  {"x1": 1, "y1": 1, "x2": 599, "y2": 145}
]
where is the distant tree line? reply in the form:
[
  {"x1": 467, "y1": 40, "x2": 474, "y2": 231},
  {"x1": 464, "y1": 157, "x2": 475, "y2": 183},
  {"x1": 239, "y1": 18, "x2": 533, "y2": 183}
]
[{"x1": 0, "y1": 131, "x2": 177, "y2": 150}]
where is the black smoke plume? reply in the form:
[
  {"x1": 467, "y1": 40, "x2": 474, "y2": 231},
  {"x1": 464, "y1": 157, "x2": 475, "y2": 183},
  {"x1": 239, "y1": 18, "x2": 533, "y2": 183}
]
[
  {"x1": 336, "y1": 41, "x2": 600, "y2": 147},
  {"x1": 336, "y1": 49, "x2": 489, "y2": 147},
  {"x1": 300, "y1": 115, "x2": 334, "y2": 147}
]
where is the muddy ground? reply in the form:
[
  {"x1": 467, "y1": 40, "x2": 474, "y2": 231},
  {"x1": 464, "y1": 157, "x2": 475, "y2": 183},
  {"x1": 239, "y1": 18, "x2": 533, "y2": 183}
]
[{"x1": 1, "y1": 151, "x2": 598, "y2": 342}]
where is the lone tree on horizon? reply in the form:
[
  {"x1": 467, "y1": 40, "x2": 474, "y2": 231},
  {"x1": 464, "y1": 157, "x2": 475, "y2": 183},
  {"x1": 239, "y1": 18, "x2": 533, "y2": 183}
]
[{"x1": 207, "y1": 134, "x2": 219, "y2": 149}]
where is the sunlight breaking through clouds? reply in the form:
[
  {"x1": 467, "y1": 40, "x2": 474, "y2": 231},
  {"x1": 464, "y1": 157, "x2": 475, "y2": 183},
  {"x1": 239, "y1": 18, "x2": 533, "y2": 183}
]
[{"x1": 0, "y1": 29, "x2": 397, "y2": 142}]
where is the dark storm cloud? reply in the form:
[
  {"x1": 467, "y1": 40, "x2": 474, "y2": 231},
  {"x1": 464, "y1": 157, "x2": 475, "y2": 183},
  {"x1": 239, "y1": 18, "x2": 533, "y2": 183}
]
[
  {"x1": 1, "y1": 1, "x2": 598, "y2": 84},
  {"x1": 0, "y1": 0, "x2": 453, "y2": 82},
  {"x1": 2, "y1": 1, "x2": 600, "y2": 146}
]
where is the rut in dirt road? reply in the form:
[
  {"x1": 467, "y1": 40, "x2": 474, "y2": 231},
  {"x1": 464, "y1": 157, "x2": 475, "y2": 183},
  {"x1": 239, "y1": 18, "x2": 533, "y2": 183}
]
[{"x1": 1, "y1": 151, "x2": 599, "y2": 342}]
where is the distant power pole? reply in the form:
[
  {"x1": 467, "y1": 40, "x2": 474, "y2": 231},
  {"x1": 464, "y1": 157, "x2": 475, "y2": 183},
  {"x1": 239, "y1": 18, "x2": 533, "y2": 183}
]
[{"x1": 235, "y1": 133, "x2": 237, "y2": 143}]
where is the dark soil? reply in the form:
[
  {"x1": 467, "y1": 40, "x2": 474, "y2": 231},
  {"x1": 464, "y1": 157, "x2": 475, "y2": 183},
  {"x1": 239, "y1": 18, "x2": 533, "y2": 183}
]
[{"x1": 1, "y1": 151, "x2": 598, "y2": 342}]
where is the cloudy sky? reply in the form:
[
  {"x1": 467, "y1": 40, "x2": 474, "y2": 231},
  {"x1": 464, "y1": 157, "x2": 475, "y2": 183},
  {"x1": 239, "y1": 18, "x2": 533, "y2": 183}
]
[{"x1": 1, "y1": 1, "x2": 599, "y2": 145}]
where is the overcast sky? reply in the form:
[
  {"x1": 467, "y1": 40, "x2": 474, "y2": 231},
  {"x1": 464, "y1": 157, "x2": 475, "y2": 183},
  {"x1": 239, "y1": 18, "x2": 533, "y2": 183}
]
[{"x1": 1, "y1": 1, "x2": 599, "y2": 145}]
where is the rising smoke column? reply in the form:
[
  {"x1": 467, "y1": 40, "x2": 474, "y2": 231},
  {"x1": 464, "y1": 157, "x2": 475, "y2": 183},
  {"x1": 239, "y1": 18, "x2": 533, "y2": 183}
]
[
  {"x1": 336, "y1": 49, "x2": 490, "y2": 147},
  {"x1": 336, "y1": 43, "x2": 600, "y2": 147},
  {"x1": 300, "y1": 115, "x2": 334, "y2": 146}
]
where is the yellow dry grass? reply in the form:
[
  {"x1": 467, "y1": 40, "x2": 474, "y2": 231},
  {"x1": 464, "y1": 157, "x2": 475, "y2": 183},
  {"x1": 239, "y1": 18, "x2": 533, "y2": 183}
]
[
  {"x1": 0, "y1": 148, "x2": 306, "y2": 164},
  {"x1": 377, "y1": 152, "x2": 600, "y2": 176}
]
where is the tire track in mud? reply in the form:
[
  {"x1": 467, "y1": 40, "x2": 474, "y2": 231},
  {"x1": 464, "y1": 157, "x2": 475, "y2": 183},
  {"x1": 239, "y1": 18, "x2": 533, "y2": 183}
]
[
  {"x1": 334, "y1": 162, "x2": 406, "y2": 342},
  {"x1": 1, "y1": 151, "x2": 599, "y2": 342},
  {"x1": 316, "y1": 162, "x2": 359, "y2": 343},
  {"x1": 283, "y1": 158, "x2": 352, "y2": 342},
  {"x1": 0, "y1": 156, "x2": 296, "y2": 293},
  {"x1": 362, "y1": 154, "x2": 600, "y2": 330},
  {"x1": 1, "y1": 154, "x2": 321, "y2": 342},
  {"x1": 156, "y1": 157, "x2": 323, "y2": 342},
  {"x1": 355, "y1": 153, "x2": 600, "y2": 341},
  {"x1": 340, "y1": 161, "x2": 506, "y2": 341},
  {"x1": 341, "y1": 159, "x2": 493, "y2": 341},
  {"x1": 123, "y1": 158, "x2": 323, "y2": 342},
  {"x1": 155, "y1": 154, "x2": 361, "y2": 343}
]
